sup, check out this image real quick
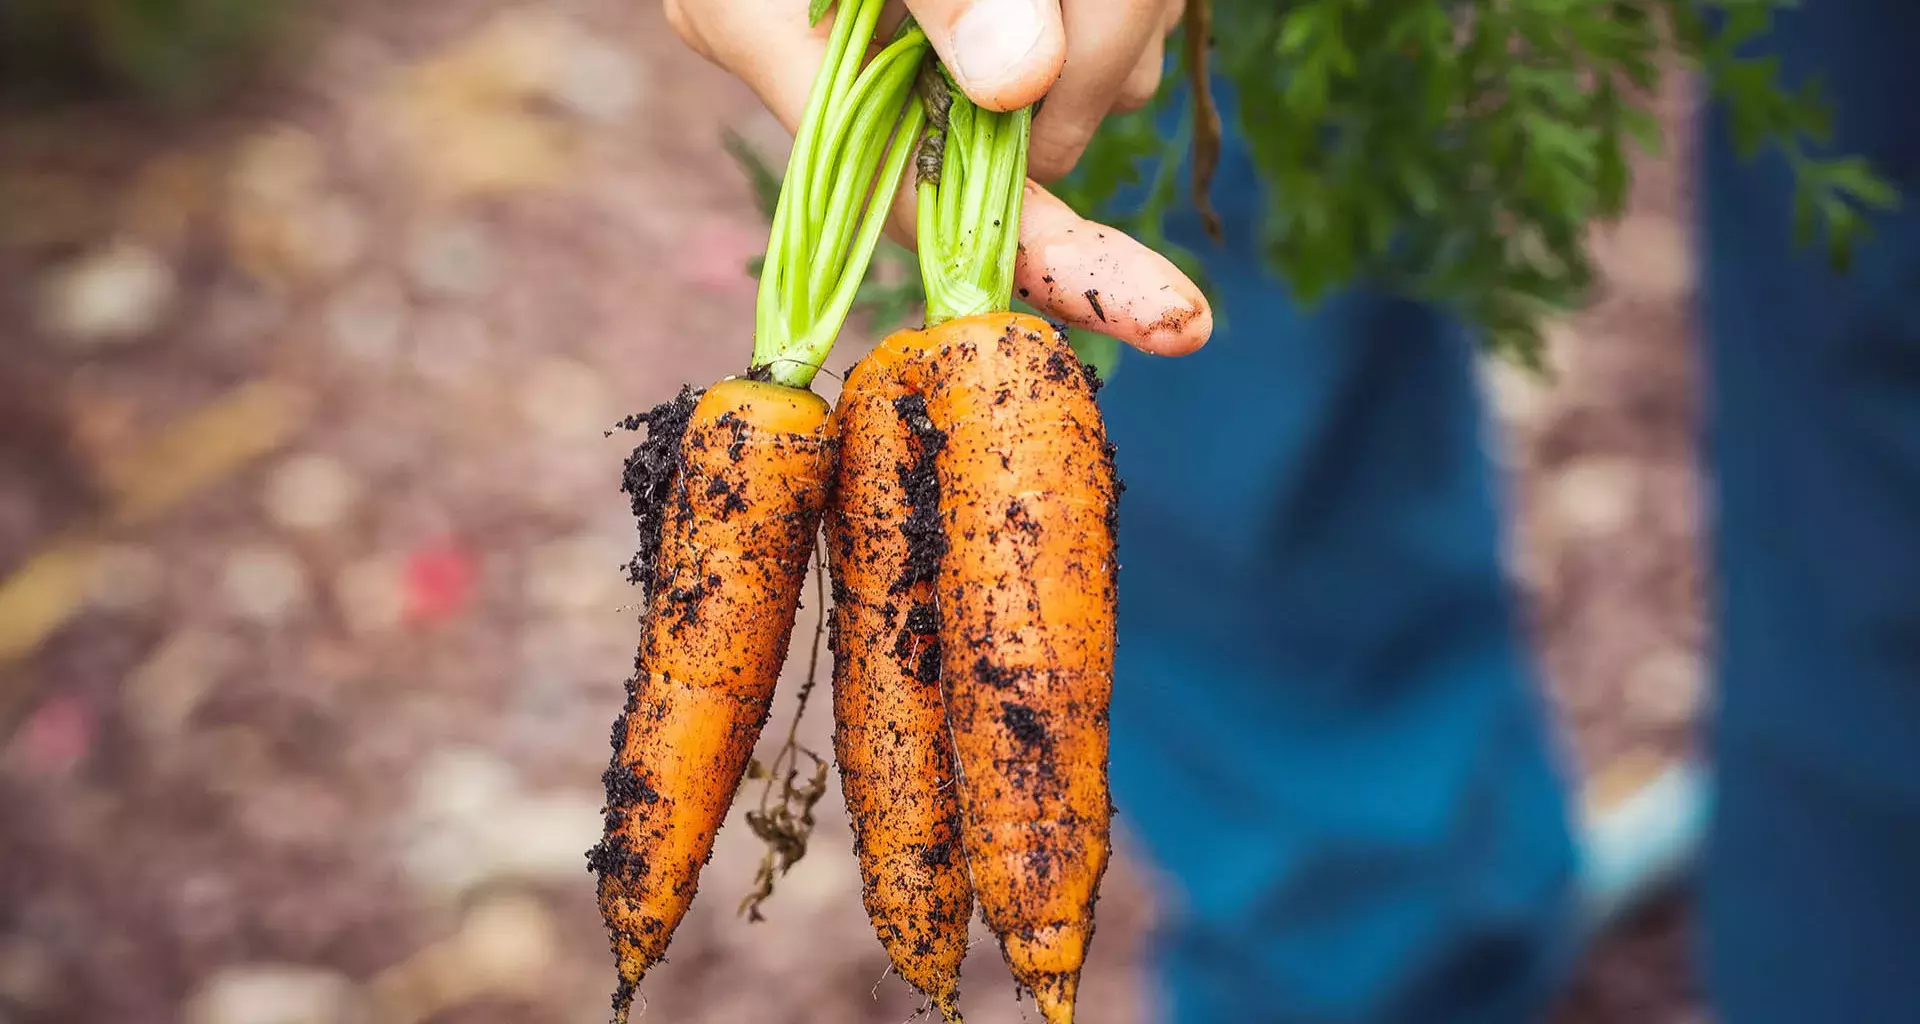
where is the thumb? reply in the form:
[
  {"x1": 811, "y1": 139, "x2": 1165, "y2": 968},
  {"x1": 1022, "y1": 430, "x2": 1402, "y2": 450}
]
[{"x1": 904, "y1": 0, "x2": 1065, "y2": 112}]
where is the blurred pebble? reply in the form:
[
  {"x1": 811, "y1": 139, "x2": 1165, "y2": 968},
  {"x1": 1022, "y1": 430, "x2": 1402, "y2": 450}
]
[
  {"x1": 551, "y1": 39, "x2": 643, "y2": 124},
  {"x1": 124, "y1": 629, "x2": 241, "y2": 742},
  {"x1": 409, "y1": 309, "x2": 496, "y2": 392},
  {"x1": 332, "y1": 556, "x2": 407, "y2": 635},
  {"x1": 203, "y1": 281, "x2": 287, "y2": 353},
  {"x1": 125, "y1": 151, "x2": 218, "y2": 246},
  {"x1": 456, "y1": 891, "x2": 557, "y2": 995},
  {"x1": 86, "y1": 543, "x2": 166, "y2": 613},
  {"x1": 517, "y1": 357, "x2": 612, "y2": 439},
  {"x1": 171, "y1": 870, "x2": 244, "y2": 949},
  {"x1": 522, "y1": 532, "x2": 625, "y2": 613},
  {"x1": 36, "y1": 241, "x2": 176, "y2": 347},
  {"x1": 1623, "y1": 648, "x2": 1705, "y2": 729},
  {"x1": 1545, "y1": 457, "x2": 1640, "y2": 541},
  {"x1": 0, "y1": 938, "x2": 53, "y2": 1008},
  {"x1": 192, "y1": 727, "x2": 278, "y2": 795},
  {"x1": 264, "y1": 454, "x2": 362, "y2": 532},
  {"x1": 239, "y1": 778, "x2": 351, "y2": 848},
  {"x1": 183, "y1": 963, "x2": 364, "y2": 1024},
  {"x1": 325, "y1": 278, "x2": 409, "y2": 369},
  {"x1": 480, "y1": 790, "x2": 603, "y2": 885},
  {"x1": 411, "y1": 747, "x2": 518, "y2": 826},
  {"x1": 407, "y1": 220, "x2": 497, "y2": 299},
  {"x1": 222, "y1": 544, "x2": 311, "y2": 625},
  {"x1": 227, "y1": 128, "x2": 362, "y2": 289},
  {"x1": 231, "y1": 128, "x2": 327, "y2": 208},
  {"x1": 295, "y1": 197, "x2": 367, "y2": 280}
]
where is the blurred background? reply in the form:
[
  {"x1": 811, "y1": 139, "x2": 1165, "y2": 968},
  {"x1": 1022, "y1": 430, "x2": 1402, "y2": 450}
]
[{"x1": 0, "y1": 2, "x2": 1701, "y2": 1022}]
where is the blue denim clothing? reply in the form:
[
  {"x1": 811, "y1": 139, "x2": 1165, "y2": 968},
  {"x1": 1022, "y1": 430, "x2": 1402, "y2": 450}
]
[
  {"x1": 1097, "y1": 95, "x2": 1579, "y2": 1024},
  {"x1": 1094, "y1": 2, "x2": 1920, "y2": 1020},
  {"x1": 1698, "y1": 3, "x2": 1920, "y2": 1021}
]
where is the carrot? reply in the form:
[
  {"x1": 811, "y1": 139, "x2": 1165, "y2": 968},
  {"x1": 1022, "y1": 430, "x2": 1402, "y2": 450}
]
[
  {"x1": 587, "y1": 3, "x2": 930, "y2": 1019},
  {"x1": 591, "y1": 379, "x2": 832, "y2": 1019},
  {"x1": 825, "y1": 353, "x2": 972, "y2": 1021},
  {"x1": 903, "y1": 67, "x2": 1118, "y2": 1024},
  {"x1": 870, "y1": 314, "x2": 1118, "y2": 1024}
]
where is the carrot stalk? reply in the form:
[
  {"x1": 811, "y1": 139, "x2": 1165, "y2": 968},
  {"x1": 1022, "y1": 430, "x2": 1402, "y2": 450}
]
[{"x1": 753, "y1": 5, "x2": 930, "y2": 388}]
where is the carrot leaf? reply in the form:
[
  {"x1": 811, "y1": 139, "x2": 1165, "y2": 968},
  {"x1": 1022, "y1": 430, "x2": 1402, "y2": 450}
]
[{"x1": 1062, "y1": 0, "x2": 1900, "y2": 372}]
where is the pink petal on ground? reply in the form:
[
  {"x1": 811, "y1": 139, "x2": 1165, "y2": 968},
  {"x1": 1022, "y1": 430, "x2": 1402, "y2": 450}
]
[
  {"x1": 402, "y1": 541, "x2": 477, "y2": 627},
  {"x1": 7, "y1": 696, "x2": 95, "y2": 778}
]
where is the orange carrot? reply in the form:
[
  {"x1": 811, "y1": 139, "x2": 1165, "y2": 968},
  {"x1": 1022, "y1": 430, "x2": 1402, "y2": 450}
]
[
  {"x1": 852, "y1": 312, "x2": 1117, "y2": 1024},
  {"x1": 589, "y1": 2, "x2": 930, "y2": 1016},
  {"x1": 826, "y1": 353, "x2": 973, "y2": 1021},
  {"x1": 590, "y1": 379, "x2": 832, "y2": 1022},
  {"x1": 894, "y1": 56, "x2": 1121, "y2": 1018}
]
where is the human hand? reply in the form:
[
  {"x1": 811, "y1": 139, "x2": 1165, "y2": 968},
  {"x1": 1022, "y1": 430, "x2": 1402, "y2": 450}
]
[{"x1": 666, "y1": 0, "x2": 1212, "y2": 356}]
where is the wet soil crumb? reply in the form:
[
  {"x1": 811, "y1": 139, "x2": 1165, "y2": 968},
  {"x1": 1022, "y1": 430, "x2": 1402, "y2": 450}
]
[
  {"x1": 620, "y1": 385, "x2": 700, "y2": 590},
  {"x1": 704, "y1": 475, "x2": 750, "y2": 517},
  {"x1": 914, "y1": 639, "x2": 941, "y2": 687},
  {"x1": 973, "y1": 655, "x2": 1021, "y2": 690},
  {"x1": 715, "y1": 410, "x2": 750, "y2": 463},
  {"x1": 1000, "y1": 702, "x2": 1049, "y2": 749},
  {"x1": 1043, "y1": 349, "x2": 1077, "y2": 383},
  {"x1": 920, "y1": 840, "x2": 954, "y2": 868},
  {"x1": 602, "y1": 763, "x2": 659, "y2": 806},
  {"x1": 893, "y1": 393, "x2": 948, "y2": 594}
]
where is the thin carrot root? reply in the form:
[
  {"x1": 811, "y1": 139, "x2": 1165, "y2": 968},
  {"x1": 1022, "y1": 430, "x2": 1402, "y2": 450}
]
[
  {"x1": 827, "y1": 352, "x2": 972, "y2": 1022},
  {"x1": 739, "y1": 543, "x2": 833, "y2": 924},
  {"x1": 864, "y1": 312, "x2": 1118, "y2": 1023},
  {"x1": 590, "y1": 379, "x2": 833, "y2": 1023}
]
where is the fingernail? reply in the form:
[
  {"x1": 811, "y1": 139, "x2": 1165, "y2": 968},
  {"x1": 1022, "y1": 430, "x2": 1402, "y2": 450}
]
[{"x1": 951, "y1": 0, "x2": 1045, "y2": 96}]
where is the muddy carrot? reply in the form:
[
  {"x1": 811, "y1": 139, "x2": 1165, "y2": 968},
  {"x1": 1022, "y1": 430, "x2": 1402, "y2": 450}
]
[
  {"x1": 874, "y1": 312, "x2": 1117, "y2": 1024},
  {"x1": 588, "y1": 3, "x2": 929, "y2": 1020},
  {"x1": 826, "y1": 352, "x2": 972, "y2": 1021},
  {"x1": 851, "y1": 66, "x2": 1117, "y2": 1024},
  {"x1": 591, "y1": 379, "x2": 832, "y2": 1017}
]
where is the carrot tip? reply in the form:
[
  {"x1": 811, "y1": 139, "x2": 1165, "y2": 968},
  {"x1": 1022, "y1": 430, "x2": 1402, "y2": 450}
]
[{"x1": 1029, "y1": 975, "x2": 1077, "y2": 1024}]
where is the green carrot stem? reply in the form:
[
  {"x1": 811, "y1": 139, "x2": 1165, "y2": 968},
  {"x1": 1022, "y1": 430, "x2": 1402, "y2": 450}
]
[
  {"x1": 750, "y1": 1, "x2": 930, "y2": 389},
  {"x1": 807, "y1": 33, "x2": 926, "y2": 299},
  {"x1": 917, "y1": 66, "x2": 1031, "y2": 326}
]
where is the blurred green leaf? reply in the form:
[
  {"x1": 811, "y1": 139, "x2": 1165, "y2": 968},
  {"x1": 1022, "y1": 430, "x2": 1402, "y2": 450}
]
[
  {"x1": 0, "y1": 0, "x2": 293, "y2": 107},
  {"x1": 723, "y1": 130, "x2": 786, "y2": 221},
  {"x1": 1059, "y1": 0, "x2": 1902, "y2": 372}
]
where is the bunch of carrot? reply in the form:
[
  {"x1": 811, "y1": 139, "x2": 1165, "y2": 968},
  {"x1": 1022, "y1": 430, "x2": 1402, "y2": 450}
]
[{"x1": 588, "y1": 3, "x2": 1116, "y2": 1022}]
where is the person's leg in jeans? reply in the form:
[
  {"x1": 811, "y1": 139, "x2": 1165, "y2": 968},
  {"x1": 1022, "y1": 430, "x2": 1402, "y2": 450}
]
[
  {"x1": 1698, "y1": 3, "x2": 1920, "y2": 1019},
  {"x1": 1095, "y1": 93, "x2": 1579, "y2": 1022}
]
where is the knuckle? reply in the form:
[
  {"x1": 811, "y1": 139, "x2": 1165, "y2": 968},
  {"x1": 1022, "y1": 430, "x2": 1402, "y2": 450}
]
[
  {"x1": 662, "y1": 0, "x2": 698, "y2": 46},
  {"x1": 1115, "y1": 65, "x2": 1163, "y2": 113},
  {"x1": 1029, "y1": 126, "x2": 1094, "y2": 184}
]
